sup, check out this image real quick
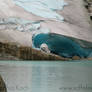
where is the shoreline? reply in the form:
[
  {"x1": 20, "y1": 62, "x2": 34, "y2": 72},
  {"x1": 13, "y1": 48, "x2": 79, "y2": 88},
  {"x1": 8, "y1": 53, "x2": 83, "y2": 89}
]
[{"x1": 0, "y1": 41, "x2": 92, "y2": 60}]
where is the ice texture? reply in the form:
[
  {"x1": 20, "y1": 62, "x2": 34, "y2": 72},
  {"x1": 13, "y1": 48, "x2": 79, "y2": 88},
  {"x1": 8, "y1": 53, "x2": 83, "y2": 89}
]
[
  {"x1": 13, "y1": 0, "x2": 67, "y2": 21},
  {"x1": 32, "y1": 33, "x2": 92, "y2": 58}
]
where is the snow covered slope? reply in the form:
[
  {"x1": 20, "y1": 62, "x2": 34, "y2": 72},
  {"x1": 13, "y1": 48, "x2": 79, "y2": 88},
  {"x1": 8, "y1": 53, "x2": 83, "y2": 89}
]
[{"x1": 0, "y1": 0, "x2": 92, "y2": 46}]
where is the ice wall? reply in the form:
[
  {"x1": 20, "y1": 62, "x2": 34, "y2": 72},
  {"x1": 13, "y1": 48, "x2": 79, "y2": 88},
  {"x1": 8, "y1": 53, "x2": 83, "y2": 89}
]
[{"x1": 32, "y1": 33, "x2": 92, "y2": 58}]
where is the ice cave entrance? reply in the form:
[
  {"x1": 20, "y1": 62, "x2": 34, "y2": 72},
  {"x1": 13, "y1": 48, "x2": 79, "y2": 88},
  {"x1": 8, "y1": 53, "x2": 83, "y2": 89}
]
[{"x1": 32, "y1": 33, "x2": 91, "y2": 58}]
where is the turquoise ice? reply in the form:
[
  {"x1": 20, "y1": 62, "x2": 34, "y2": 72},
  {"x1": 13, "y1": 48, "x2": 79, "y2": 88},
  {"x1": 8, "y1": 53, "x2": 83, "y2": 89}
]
[
  {"x1": 32, "y1": 33, "x2": 92, "y2": 58},
  {"x1": 13, "y1": 0, "x2": 67, "y2": 21}
]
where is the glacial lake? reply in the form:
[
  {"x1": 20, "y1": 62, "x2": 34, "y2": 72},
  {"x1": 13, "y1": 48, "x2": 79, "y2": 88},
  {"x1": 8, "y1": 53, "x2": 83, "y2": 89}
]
[{"x1": 0, "y1": 61, "x2": 92, "y2": 92}]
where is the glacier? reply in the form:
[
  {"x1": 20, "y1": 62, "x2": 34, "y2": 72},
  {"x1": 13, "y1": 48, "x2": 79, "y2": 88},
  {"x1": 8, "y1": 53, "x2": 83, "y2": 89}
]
[
  {"x1": 13, "y1": 0, "x2": 67, "y2": 21},
  {"x1": 32, "y1": 33, "x2": 92, "y2": 58}
]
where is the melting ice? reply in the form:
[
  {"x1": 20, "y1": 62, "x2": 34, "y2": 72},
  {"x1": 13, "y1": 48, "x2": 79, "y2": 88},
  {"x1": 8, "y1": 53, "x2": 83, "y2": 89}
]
[
  {"x1": 10, "y1": 0, "x2": 92, "y2": 58},
  {"x1": 13, "y1": 0, "x2": 67, "y2": 21},
  {"x1": 32, "y1": 33, "x2": 92, "y2": 58}
]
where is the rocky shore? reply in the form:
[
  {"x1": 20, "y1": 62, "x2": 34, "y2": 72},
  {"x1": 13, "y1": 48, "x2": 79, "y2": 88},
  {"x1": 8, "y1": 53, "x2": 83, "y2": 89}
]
[
  {"x1": 0, "y1": 75, "x2": 7, "y2": 92},
  {"x1": 0, "y1": 41, "x2": 92, "y2": 60},
  {"x1": 0, "y1": 41, "x2": 68, "y2": 60}
]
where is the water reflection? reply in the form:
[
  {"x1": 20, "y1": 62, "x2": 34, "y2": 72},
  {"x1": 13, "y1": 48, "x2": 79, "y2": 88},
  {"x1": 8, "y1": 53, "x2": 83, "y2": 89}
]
[{"x1": 0, "y1": 61, "x2": 92, "y2": 92}]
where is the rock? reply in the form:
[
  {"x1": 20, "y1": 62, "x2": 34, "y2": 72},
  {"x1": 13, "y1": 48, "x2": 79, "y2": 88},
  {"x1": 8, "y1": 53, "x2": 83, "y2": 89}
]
[
  {"x1": 40, "y1": 43, "x2": 50, "y2": 53},
  {"x1": 88, "y1": 6, "x2": 92, "y2": 12},
  {"x1": 0, "y1": 75, "x2": 7, "y2": 92},
  {"x1": 90, "y1": 15, "x2": 92, "y2": 20},
  {"x1": 72, "y1": 56, "x2": 81, "y2": 60},
  {"x1": 0, "y1": 41, "x2": 68, "y2": 60},
  {"x1": 87, "y1": 57, "x2": 92, "y2": 60}
]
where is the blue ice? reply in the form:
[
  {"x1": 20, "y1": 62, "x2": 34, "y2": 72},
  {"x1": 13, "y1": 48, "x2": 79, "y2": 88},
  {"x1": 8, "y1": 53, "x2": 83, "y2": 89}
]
[
  {"x1": 13, "y1": 0, "x2": 67, "y2": 21},
  {"x1": 32, "y1": 33, "x2": 92, "y2": 58}
]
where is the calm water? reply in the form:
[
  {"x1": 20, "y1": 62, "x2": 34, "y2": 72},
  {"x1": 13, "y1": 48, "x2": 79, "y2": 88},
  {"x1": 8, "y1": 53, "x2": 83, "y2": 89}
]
[
  {"x1": 32, "y1": 33, "x2": 92, "y2": 58},
  {"x1": 0, "y1": 61, "x2": 92, "y2": 92}
]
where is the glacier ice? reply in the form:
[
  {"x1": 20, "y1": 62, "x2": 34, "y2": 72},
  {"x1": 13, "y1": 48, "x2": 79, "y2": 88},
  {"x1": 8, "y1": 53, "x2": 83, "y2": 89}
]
[
  {"x1": 0, "y1": 17, "x2": 41, "y2": 32},
  {"x1": 13, "y1": 0, "x2": 67, "y2": 21},
  {"x1": 32, "y1": 33, "x2": 92, "y2": 58}
]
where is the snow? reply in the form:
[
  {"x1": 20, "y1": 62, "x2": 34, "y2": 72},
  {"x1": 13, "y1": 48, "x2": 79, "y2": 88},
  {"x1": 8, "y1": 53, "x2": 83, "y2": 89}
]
[
  {"x1": 13, "y1": 0, "x2": 67, "y2": 21},
  {"x1": 0, "y1": 0, "x2": 92, "y2": 48}
]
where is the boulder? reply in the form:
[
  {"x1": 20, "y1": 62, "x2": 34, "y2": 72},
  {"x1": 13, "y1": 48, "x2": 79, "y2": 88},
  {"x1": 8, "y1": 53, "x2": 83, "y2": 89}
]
[
  {"x1": 72, "y1": 56, "x2": 81, "y2": 60},
  {"x1": 40, "y1": 43, "x2": 50, "y2": 53}
]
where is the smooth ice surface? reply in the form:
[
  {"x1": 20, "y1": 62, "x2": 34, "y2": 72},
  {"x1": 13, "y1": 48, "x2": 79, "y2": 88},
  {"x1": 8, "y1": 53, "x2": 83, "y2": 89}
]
[
  {"x1": 32, "y1": 33, "x2": 92, "y2": 58},
  {"x1": 13, "y1": 0, "x2": 67, "y2": 21}
]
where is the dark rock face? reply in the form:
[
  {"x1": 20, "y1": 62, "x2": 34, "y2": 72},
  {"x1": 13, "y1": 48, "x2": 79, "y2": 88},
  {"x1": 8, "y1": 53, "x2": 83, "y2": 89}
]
[
  {"x1": 0, "y1": 75, "x2": 7, "y2": 92},
  {"x1": 84, "y1": 0, "x2": 92, "y2": 20}
]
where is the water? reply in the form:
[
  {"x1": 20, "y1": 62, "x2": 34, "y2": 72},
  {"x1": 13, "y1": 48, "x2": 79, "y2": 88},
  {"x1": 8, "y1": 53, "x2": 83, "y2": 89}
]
[
  {"x1": 32, "y1": 33, "x2": 92, "y2": 58},
  {"x1": 0, "y1": 61, "x2": 92, "y2": 92}
]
